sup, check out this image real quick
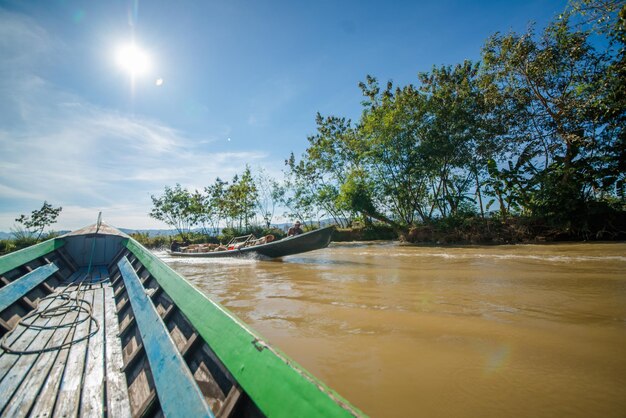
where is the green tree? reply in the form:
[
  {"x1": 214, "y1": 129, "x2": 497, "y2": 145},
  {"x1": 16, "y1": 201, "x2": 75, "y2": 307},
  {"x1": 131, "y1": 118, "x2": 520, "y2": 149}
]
[
  {"x1": 254, "y1": 169, "x2": 285, "y2": 228},
  {"x1": 568, "y1": 0, "x2": 625, "y2": 203},
  {"x1": 480, "y1": 13, "x2": 622, "y2": 219},
  {"x1": 418, "y1": 61, "x2": 492, "y2": 218},
  {"x1": 284, "y1": 113, "x2": 361, "y2": 227},
  {"x1": 282, "y1": 0, "x2": 625, "y2": 240},
  {"x1": 190, "y1": 189, "x2": 213, "y2": 235},
  {"x1": 149, "y1": 184, "x2": 199, "y2": 239},
  {"x1": 204, "y1": 177, "x2": 229, "y2": 233},
  {"x1": 357, "y1": 77, "x2": 431, "y2": 224},
  {"x1": 15, "y1": 201, "x2": 62, "y2": 241},
  {"x1": 237, "y1": 166, "x2": 259, "y2": 229},
  {"x1": 282, "y1": 157, "x2": 319, "y2": 228},
  {"x1": 223, "y1": 167, "x2": 258, "y2": 230}
]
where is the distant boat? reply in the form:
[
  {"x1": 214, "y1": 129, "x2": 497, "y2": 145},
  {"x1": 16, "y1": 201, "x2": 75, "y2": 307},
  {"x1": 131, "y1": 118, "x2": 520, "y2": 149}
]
[
  {"x1": 169, "y1": 226, "x2": 335, "y2": 259},
  {"x1": 0, "y1": 222, "x2": 363, "y2": 417}
]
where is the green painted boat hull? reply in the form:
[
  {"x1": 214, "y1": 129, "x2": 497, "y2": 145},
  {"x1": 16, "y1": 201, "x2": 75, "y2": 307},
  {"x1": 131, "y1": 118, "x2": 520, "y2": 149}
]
[{"x1": 0, "y1": 223, "x2": 365, "y2": 418}]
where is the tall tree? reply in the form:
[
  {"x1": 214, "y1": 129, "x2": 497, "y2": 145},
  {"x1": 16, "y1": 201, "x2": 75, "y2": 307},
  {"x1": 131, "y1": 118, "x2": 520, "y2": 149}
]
[
  {"x1": 149, "y1": 184, "x2": 198, "y2": 239},
  {"x1": 284, "y1": 113, "x2": 361, "y2": 227},
  {"x1": 223, "y1": 167, "x2": 258, "y2": 230},
  {"x1": 569, "y1": 0, "x2": 625, "y2": 202},
  {"x1": 480, "y1": 13, "x2": 619, "y2": 219},
  {"x1": 15, "y1": 201, "x2": 62, "y2": 241},
  {"x1": 357, "y1": 77, "x2": 431, "y2": 224},
  {"x1": 254, "y1": 169, "x2": 285, "y2": 228},
  {"x1": 418, "y1": 61, "x2": 494, "y2": 218},
  {"x1": 204, "y1": 177, "x2": 229, "y2": 233}
]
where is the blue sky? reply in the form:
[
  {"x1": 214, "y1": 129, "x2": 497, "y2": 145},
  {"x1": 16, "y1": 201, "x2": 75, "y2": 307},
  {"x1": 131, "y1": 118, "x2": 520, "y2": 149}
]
[{"x1": 0, "y1": 0, "x2": 569, "y2": 231}]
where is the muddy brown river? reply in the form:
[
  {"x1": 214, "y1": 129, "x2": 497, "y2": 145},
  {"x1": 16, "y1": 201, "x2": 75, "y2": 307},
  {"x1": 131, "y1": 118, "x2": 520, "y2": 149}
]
[{"x1": 157, "y1": 242, "x2": 626, "y2": 417}]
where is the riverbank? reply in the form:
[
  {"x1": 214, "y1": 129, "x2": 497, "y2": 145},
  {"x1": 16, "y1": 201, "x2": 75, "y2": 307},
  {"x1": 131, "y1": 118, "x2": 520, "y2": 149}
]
[
  {"x1": 335, "y1": 213, "x2": 626, "y2": 245},
  {"x1": 2, "y1": 212, "x2": 624, "y2": 256}
]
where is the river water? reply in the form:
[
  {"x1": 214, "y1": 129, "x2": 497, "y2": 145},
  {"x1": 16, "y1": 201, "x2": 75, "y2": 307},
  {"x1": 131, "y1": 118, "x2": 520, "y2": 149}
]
[{"x1": 157, "y1": 242, "x2": 626, "y2": 418}]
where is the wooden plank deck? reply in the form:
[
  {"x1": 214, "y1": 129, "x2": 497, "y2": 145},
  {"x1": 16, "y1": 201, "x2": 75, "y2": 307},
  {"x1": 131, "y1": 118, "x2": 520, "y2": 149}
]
[
  {"x1": 0, "y1": 266, "x2": 131, "y2": 417},
  {"x1": 118, "y1": 256, "x2": 214, "y2": 418}
]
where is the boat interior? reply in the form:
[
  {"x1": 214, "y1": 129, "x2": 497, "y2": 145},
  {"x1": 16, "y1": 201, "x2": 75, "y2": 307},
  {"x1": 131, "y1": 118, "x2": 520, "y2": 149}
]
[{"x1": 0, "y1": 225, "x2": 264, "y2": 417}]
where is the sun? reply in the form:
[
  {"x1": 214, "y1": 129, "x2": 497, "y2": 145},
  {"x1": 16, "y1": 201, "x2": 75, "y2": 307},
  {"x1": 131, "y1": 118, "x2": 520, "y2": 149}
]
[{"x1": 115, "y1": 43, "x2": 151, "y2": 76}]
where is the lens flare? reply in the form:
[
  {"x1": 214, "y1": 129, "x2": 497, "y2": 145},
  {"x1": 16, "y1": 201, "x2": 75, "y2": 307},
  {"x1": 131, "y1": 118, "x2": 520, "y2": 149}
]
[{"x1": 115, "y1": 43, "x2": 150, "y2": 76}]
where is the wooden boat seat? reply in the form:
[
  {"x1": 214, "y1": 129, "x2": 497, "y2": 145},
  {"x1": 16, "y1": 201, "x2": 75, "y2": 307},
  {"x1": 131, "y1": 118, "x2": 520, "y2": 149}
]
[
  {"x1": 117, "y1": 256, "x2": 214, "y2": 418},
  {"x1": 0, "y1": 263, "x2": 59, "y2": 313}
]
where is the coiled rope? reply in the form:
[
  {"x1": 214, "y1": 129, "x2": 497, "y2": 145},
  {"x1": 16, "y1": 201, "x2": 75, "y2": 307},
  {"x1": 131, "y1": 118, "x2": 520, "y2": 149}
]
[{"x1": 1, "y1": 213, "x2": 106, "y2": 355}]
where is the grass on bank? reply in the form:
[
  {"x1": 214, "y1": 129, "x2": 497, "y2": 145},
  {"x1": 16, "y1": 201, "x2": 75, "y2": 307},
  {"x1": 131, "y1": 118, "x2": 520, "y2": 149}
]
[{"x1": 0, "y1": 231, "x2": 61, "y2": 256}]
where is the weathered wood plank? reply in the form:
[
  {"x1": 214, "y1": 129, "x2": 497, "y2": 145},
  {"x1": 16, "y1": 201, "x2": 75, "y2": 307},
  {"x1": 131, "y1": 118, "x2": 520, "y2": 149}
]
[
  {"x1": 0, "y1": 291, "x2": 60, "y2": 371},
  {"x1": 1, "y1": 297, "x2": 81, "y2": 417},
  {"x1": 55, "y1": 246, "x2": 78, "y2": 273},
  {"x1": 217, "y1": 385, "x2": 243, "y2": 418},
  {"x1": 121, "y1": 342, "x2": 144, "y2": 373},
  {"x1": 134, "y1": 390, "x2": 158, "y2": 418},
  {"x1": 182, "y1": 332, "x2": 200, "y2": 358},
  {"x1": 118, "y1": 314, "x2": 135, "y2": 339},
  {"x1": 103, "y1": 283, "x2": 132, "y2": 418},
  {"x1": 27, "y1": 343, "x2": 72, "y2": 417},
  {"x1": 126, "y1": 356, "x2": 155, "y2": 416},
  {"x1": 41, "y1": 280, "x2": 56, "y2": 294},
  {"x1": 107, "y1": 246, "x2": 128, "y2": 272},
  {"x1": 0, "y1": 318, "x2": 10, "y2": 333},
  {"x1": 0, "y1": 293, "x2": 71, "y2": 414},
  {"x1": 79, "y1": 285, "x2": 105, "y2": 416},
  {"x1": 117, "y1": 256, "x2": 213, "y2": 418},
  {"x1": 52, "y1": 287, "x2": 96, "y2": 417},
  {"x1": 190, "y1": 359, "x2": 228, "y2": 413},
  {"x1": 116, "y1": 293, "x2": 130, "y2": 313},
  {"x1": 0, "y1": 263, "x2": 59, "y2": 313},
  {"x1": 27, "y1": 287, "x2": 85, "y2": 417}
]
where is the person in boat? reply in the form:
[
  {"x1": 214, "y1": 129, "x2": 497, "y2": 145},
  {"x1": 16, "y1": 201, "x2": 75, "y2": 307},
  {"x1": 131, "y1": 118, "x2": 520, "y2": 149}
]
[
  {"x1": 170, "y1": 239, "x2": 190, "y2": 252},
  {"x1": 287, "y1": 221, "x2": 304, "y2": 236}
]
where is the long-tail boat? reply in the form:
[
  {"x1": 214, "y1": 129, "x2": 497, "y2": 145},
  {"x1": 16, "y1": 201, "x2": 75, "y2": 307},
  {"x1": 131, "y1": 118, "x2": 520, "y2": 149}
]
[
  {"x1": 0, "y1": 221, "x2": 363, "y2": 417},
  {"x1": 169, "y1": 226, "x2": 334, "y2": 259}
]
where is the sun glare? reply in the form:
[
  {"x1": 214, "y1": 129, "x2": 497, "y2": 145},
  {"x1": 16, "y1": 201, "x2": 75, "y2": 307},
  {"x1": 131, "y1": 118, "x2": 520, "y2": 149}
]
[{"x1": 115, "y1": 43, "x2": 151, "y2": 76}]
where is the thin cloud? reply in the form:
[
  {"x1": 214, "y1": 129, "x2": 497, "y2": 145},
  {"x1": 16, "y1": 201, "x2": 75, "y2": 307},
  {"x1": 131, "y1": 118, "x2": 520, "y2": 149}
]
[
  {"x1": 0, "y1": 10, "x2": 60, "y2": 67},
  {"x1": 0, "y1": 10, "x2": 277, "y2": 230}
]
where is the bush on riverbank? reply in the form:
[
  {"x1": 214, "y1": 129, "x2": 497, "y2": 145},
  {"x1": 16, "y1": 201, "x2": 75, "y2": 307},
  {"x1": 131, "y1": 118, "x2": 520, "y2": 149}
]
[
  {"x1": 131, "y1": 207, "x2": 626, "y2": 249},
  {"x1": 334, "y1": 224, "x2": 397, "y2": 241},
  {"x1": 0, "y1": 232, "x2": 61, "y2": 256},
  {"x1": 403, "y1": 208, "x2": 626, "y2": 245}
]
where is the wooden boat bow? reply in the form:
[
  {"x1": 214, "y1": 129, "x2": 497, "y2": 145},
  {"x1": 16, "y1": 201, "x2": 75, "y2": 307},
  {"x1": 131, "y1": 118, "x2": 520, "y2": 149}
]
[{"x1": 0, "y1": 223, "x2": 364, "y2": 418}]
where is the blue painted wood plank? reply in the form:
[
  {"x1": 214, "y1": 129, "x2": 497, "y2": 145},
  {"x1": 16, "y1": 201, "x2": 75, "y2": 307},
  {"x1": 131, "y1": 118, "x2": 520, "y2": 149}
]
[
  {"x1": 117, "y1": 257, "x2": 213, "y2": 418},
  {"x1": 0, "y1": 263, "x2": 59, "y2": 313}
]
